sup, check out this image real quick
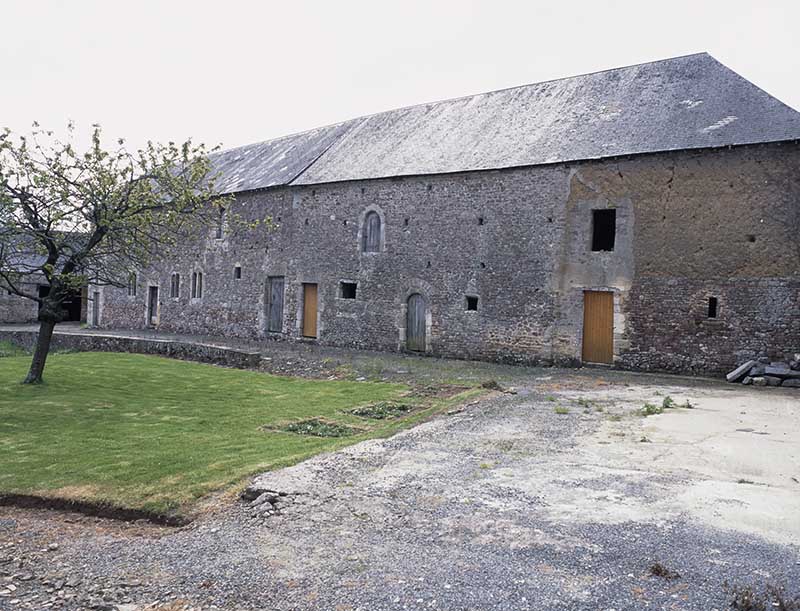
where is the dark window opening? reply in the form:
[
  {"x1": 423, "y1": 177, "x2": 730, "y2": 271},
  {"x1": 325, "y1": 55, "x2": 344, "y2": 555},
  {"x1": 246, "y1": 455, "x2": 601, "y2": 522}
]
[
  {"x1": 234, "y1": 266, "x2": 242, "y2": 279},
  {"x1": 404, "y1": 218, "x2": 409, "y2": 227},
  {"x1": 591, "y1": 209, "x2": 617, "y2": 252},
  {"x1": 170, "y1": 273, "x2": 180, "y2": 298},
  {"x1": 708, "y1": 297, "x2": 718, "y2": 318},
  {"x1": 478, "y1": 217, "x2": 484, "y2": 226},
  {"x1": 747, "y1": 234, "x2": 756, "y2": 243},
  {"x1": 340, "y1": 282, "x2": 357, "y2": 299},
  {"x1": 466, "y1": 296, "x2": 479, "y2": 311}
]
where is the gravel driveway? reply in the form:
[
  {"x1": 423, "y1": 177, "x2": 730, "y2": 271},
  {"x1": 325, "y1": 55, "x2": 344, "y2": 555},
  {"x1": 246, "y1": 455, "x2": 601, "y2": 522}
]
[{"x1": 1, "y1": 366, "x2": 798, "y2": 610}]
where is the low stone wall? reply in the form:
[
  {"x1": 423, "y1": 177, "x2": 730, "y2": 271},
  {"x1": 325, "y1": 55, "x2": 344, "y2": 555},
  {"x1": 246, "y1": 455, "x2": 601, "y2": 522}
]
[{"x1": 0, "y1": 329, "x2": 262, "y2": 370}]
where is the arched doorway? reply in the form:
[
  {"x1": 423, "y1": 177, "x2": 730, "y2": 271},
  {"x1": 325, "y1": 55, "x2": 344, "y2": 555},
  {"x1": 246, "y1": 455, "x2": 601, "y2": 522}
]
[{"x1": 406, "y1": 293, "x2": 426, "y2": 352}]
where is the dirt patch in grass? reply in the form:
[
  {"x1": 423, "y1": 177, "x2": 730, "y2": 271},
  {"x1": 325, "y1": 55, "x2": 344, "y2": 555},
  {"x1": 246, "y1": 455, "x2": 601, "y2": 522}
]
[
  {"x1": 350, "y1": 401, "x2": 414, "y2": 420},
  {"x1": 279, "y1": 419, "x2": 362, "y2": 438}
]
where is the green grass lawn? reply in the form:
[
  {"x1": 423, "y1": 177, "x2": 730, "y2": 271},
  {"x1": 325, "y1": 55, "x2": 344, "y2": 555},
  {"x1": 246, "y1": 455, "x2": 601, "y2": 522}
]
[{"x1": 0, "y1": 352, "x2": 468, "y2": 517}]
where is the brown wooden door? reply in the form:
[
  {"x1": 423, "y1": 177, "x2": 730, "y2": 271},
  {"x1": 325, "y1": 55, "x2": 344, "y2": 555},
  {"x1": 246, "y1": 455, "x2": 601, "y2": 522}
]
[
  {"x1": 582, "y1": 291, "x2": 613, "y2": 364},
  {"x1": 302, "y1": 283, "x2": 318, "y2": 338},
  {"x1": 406, "y1": 293, "x2": 426, "y2": 352}
]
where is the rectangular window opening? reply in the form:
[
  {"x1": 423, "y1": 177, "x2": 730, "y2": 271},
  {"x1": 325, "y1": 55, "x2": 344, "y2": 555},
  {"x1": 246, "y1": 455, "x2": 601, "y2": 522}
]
[
  {"x1": 340, "y1": 282, "x2": 357, "y2": 299},
  {"x1": 591, "y1": 209, "x2": 616, "y2": 252},
  {"x1": 234, "y1": 266, "x2": 242, "y2": 280},
  {"x1": 466, "y1": 295, "x2": 479, "y2": 311},
  {"x1": 708, "y1": 296, "x2": 718, "y2": 318}
]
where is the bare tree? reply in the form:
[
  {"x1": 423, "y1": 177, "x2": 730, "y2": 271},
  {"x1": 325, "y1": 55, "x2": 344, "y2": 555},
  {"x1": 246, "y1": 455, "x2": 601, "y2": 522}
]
[{"x1": 0, "y1": 123, "x2": 231, "y2": 383}]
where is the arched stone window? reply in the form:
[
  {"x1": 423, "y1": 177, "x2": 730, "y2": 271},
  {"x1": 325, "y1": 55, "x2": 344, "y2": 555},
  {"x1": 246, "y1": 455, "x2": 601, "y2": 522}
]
[
  {"x1": 362, "y1": 211, "x2": 382, "y2": 253},
  {"x1": 191, "y1": 271, "x2": 203, "y2": 299},
  {"x1": 127, "y1": 272, "x2": 137, "y2": 297}
]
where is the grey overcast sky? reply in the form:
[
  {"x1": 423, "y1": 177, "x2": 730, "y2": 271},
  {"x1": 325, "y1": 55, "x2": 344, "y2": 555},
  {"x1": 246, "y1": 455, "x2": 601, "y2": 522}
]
[{"x1": 3, "y1": 0, "x2": 798, "y2": 152}]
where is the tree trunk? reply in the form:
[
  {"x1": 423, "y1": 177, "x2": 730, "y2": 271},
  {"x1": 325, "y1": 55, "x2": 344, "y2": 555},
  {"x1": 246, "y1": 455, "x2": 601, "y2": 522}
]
[{"x1": 23, "y1": 318, "x2": 57, "y2": 384}]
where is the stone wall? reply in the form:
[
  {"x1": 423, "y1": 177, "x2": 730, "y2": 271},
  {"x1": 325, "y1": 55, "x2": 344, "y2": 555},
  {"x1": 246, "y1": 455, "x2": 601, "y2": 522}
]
[
  {"x1": 0, "y1": 329, "x2": 262, "y2": 369},
  {"x1": 97, "y1": 141, "x2": 800, "y2": 375},
  {"x1": 0, "y1": 285, "x2": 39, "y2": 323}
]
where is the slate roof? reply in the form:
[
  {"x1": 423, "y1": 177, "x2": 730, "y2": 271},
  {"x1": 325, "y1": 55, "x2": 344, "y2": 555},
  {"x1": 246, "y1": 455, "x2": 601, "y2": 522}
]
[{"x1": 210, "y1": 53, "x2": 800, "y2": 192}]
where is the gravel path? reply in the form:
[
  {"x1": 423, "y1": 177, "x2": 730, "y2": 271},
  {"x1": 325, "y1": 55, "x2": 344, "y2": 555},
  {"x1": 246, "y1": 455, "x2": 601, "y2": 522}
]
[{"x1": 1, "y1": 367, "x2": 798, "y2": 610}]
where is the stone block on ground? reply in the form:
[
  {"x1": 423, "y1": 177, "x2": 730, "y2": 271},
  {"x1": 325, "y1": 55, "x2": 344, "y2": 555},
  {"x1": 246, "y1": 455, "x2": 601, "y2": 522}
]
[
  {"x1": 764, "y1": 366, "x2": 800, "y2": 379},
  {"x1": 726, "y1": 360, "x2": 756, "y2": 383},
  {"x1": 782, "y1": 379, "x2": 800, "y2": 388}
]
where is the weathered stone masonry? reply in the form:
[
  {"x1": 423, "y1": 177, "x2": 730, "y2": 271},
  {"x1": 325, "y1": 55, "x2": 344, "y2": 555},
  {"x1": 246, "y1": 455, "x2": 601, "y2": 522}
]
[{"x1": 98, "y1": 141, "x2": 800, "y2": 375}]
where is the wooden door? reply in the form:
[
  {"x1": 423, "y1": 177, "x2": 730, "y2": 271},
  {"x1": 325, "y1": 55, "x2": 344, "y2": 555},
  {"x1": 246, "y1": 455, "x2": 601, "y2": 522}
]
[
  {"x1": 302, "y1": 283, "x2": 318, "y2": 338},
  {"x1": 148, "y1": 286, "x2": 159, "y2": 326},
  {"x1": 582, "y1": 291, "x2": 613, "y2": 364},
  {"x1": 406, "y1": 293, "x2": 426, "y2": 352},
  {"x1": 266, "y1": 276, "x2": 285, "y2": 333}
]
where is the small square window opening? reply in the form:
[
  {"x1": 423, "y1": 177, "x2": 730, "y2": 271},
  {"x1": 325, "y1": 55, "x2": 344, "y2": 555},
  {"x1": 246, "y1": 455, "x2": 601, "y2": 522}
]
[
  {"x1": 340, "y1": 282, "x2": 357, "y2": 299},
  {"x1": 466, "y1": 296, "x2": 479, "y2": 311}
]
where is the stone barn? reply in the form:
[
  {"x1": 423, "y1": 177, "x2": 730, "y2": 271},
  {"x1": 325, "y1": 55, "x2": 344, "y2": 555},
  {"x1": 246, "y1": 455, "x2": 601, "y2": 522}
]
[{"x1": 95, "y1": 53, "x2": 800, "y2": 375}]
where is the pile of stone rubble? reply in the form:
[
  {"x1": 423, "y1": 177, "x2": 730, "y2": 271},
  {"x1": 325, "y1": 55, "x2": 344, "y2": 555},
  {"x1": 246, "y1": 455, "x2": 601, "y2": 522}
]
[{"x1": 726, "y1": 354, "x2": 800, "y2": 388}]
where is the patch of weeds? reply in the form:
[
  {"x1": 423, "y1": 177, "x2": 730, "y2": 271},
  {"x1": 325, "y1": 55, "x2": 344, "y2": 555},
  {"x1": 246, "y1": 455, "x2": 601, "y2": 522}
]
[
  {"x1": 681, "y1": 399, "x2": 695, "y2": 409},
  {"x1": 491, "y1": 439, "x2": 515, "y2": 453},
  {"x1": 554, "y1": 405, "x2": 570, "y2": 415},
  {"x1": 737, "y1": 478, "x2": 755, "y2": 485},
  {"x1": 0, "y1": 340, "x2": 29, "y2": 357},
  {"x1": 640, "y1": 402, "x2": 663, "y2": 417},
  {"x1": 334, "y1": 364, "x2": 357, "y2": 380},
  {"x1": 576, "y1": 397, "x2": 595, "y2": 409},
  {"x1": 649, "y1": 562, "x2": 680, "y2": 580},
  {"x1": 653, "y1": 390, "x2": 663, "y2": 396},
  {"x1": 478, "y1": 462, "x2": 494, "y2": 470},
  {"x1": 594, "y1": 404, "x2": 604, "y2": 412},
  {"x1": 481, "y1": 379, "x2": 502, "y2": 391},
  {"x1": 351, "y1": 401, "x2": 413, "y2": 420},
  {"x1": 607, "y1": 414, "x2": 623, "y2": 422},
  {"x1": 661, "y1": 396, "x2": 676, "y2": 409},
  {"x1": 726, "y1": 582, "x2": 800, "y2": 611},
  {"x1": 280, "y1": 419, "x2": 359, "y2": 438},
  {"x1": 545, "y1": 395, "x2": 556, "y2": 402}
]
